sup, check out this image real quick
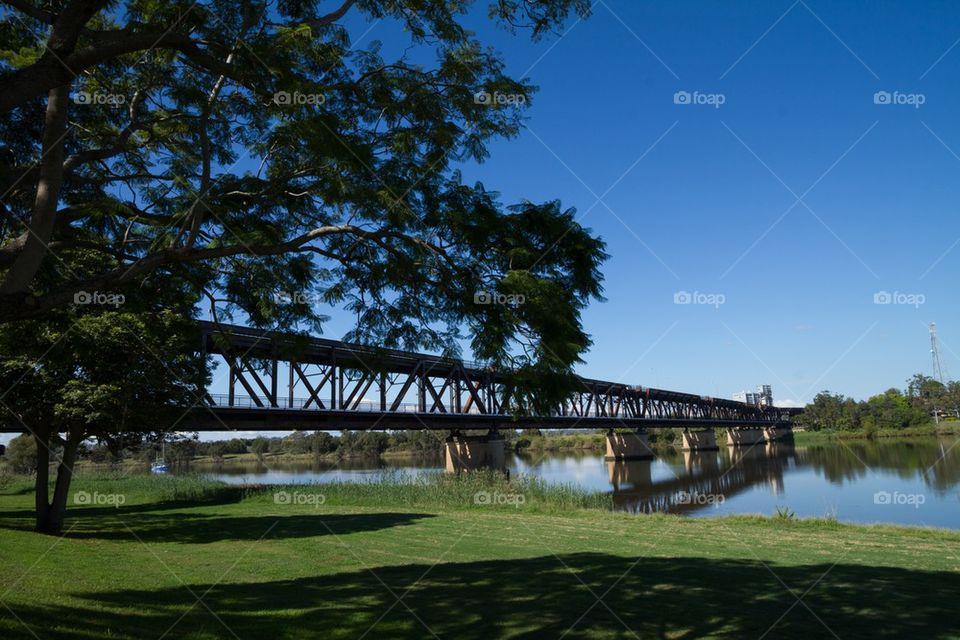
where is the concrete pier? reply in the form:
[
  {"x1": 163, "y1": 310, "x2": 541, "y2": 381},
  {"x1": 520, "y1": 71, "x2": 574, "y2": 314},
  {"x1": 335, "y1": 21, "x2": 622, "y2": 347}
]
[
  {"x1": 681, "y1": 429, "x2": 719, "y2": 451},
  {"x1": 683, "y1": 450, "x2": 720, "y2": 474},
  {"x1": 444, "y1": 432, "x2": 506, "y2": 473},
  {"x1": 604, "y1": 430, "x2": 654, "y2": 460},
  {"x1": 606, "y1": 459, "x2": 653, "y2": 490},
  {"x1": 726, "y1": 428, "x2": 767, "y2": 448},
  {"x1": 764, "y1": 425, "x2": 793, "y2": 443}
]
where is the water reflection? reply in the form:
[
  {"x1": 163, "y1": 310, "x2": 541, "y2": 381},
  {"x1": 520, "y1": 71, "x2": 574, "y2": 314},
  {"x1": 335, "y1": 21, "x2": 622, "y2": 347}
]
[
  {"x1": 165, "y1": 436, "x2": 960, "y2": 528},
  {"x1": 605, "y1": 444, "x2": 795, "y2": 515}
]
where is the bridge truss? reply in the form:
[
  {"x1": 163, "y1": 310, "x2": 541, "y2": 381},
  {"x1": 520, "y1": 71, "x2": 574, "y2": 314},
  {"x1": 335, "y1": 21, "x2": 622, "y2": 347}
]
[{"x1": 188, "y1": 322, "x2": 800, "y2": 432}]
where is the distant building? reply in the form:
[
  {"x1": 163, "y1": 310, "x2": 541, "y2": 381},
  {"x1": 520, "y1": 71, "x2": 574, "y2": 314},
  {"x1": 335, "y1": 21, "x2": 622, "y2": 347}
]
[
  {"x1": 733, "y1": 385, "x2": 773, "y2": 407},
  {"x1": 757, "y1": 384, "x2": 773, "y2": 407}
]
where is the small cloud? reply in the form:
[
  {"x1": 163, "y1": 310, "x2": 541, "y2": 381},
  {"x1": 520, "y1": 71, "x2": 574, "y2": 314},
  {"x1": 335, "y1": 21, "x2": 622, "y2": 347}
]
[
  {"x1": 794, "y1": 324, "x2": 814, "y2": 333},
  {"x1": 774, "y1": 399, "x2": 803, "y2": 408}
]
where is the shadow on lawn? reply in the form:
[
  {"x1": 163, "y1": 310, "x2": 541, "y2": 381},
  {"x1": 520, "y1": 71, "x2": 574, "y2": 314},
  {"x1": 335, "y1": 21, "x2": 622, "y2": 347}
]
[
  {"x1": 2, "y1": 552, "x2": 959, "y2": 639},
  {"x1": 70, "y1": 511, "x2": 435, "y2": 543},
  {"x1": 0, "y1": 485, "x2": 251, "y2": 530}
]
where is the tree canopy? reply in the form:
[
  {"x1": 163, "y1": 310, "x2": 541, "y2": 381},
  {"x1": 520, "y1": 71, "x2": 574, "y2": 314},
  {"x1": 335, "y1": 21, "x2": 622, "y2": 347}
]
[
  {"x1": 0, "y1": 0, "x2": 605, "y2": 533},
  {"x1": 0, "y1": 0, "x2": 604, "y2": 382}
]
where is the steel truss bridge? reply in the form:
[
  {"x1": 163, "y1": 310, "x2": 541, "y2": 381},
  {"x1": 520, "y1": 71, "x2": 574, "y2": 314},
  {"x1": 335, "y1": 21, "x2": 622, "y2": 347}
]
[{"x1": 185, "y1": 322, "x2": 800, "y2": 432}]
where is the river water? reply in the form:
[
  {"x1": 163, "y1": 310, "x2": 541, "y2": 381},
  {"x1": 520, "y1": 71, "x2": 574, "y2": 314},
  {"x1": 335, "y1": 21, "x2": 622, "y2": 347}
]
[{"x1": 178, "y1": 437, "x2": 960, "y2": 529}]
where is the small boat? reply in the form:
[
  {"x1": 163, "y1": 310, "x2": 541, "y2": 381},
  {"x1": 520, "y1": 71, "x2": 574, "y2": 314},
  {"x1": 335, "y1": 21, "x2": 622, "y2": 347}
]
[{"x1": 151, "y1": 442, "x2": 169, "y2": 474}]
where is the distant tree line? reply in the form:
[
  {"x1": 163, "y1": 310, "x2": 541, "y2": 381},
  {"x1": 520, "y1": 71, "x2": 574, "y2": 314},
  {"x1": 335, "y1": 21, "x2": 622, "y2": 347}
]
[
  {"x1": 796, "y1": 374, "x2": 960, "y2": 435},
  {"x1": 1, "y1": 429, "x2": 449, "y2": 473}
]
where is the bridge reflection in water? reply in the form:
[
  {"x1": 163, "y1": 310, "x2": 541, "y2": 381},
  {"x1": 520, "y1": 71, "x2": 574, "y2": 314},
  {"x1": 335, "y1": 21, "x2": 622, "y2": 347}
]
[{"x1": 605, "y1": 442, "x2": 797, "y2": 515}]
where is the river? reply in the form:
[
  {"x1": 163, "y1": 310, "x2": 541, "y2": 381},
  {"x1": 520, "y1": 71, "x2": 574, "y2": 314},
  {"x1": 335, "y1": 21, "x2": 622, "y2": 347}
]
[{"x1": 174, "y1": 436, "x2": 960, "y2": 529}]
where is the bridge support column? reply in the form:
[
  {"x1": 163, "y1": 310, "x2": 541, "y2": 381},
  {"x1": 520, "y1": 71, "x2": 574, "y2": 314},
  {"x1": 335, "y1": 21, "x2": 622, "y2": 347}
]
[
  {"x1": 764, "y1": 425, "x2": 793, "y2": 443},
  {"x1": 681, "y1": 429, "x2": 719, "y2": 452},
  {"x1": 445, "y1": 431, "x2": 506, "y2": 473},
  {"x1": 604, "y1": 430, "x2": 654, "y2": 460},
  {"x1": 607, "y1": 459, "x2": 653, "y2": 490},
  {"x1": 726, "y1": 428, "x2": 767, "y2": 448}
]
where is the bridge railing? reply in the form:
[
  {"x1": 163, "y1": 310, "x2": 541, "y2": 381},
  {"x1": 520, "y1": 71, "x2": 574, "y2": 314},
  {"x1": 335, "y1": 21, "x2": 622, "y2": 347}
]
[{"x1": 205, "y1": 394, "x2": 490, "y2": 415}]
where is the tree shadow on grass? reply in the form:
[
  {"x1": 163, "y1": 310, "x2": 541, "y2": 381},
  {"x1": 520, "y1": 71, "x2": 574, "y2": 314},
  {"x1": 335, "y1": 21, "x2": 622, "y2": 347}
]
[
  {"x1": 64, "y1": 511, "x2": 435, "y2": 543},
  {"x1": 2, "y1": 552, "x2": 958, "y2": 639},
  {"x1": 0, "y1": 484, "x2": 252, "y2": 526}
]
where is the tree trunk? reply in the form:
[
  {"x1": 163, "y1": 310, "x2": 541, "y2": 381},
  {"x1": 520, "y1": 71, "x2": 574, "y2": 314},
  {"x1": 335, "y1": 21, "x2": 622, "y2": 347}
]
[
  {"x1": 0, "y1": 84, "x2": 69, "y2": 295},
  {"x1": 36, "y1": 428, "x2": 81, "y2": 535},
  {"x1": 33, "y1": 425, "x2": 51, "y2": 532}
]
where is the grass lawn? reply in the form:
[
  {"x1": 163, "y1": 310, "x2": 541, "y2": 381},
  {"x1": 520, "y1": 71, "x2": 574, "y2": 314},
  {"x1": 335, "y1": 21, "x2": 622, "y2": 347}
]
[{"x1": 1, "y1": 474, "x2": 959, "y2": 639}]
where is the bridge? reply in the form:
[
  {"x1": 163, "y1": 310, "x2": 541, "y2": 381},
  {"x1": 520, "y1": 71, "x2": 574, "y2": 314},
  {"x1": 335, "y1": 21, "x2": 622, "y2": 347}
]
[{"x1": 189, "y1": 321, "x2": 799, "y2": 433}]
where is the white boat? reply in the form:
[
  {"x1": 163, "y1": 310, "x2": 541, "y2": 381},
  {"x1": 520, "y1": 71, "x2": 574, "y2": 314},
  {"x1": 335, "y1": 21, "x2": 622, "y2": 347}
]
[{"x1": 151, "y1": 441, "x2": 169, "y2": 473}]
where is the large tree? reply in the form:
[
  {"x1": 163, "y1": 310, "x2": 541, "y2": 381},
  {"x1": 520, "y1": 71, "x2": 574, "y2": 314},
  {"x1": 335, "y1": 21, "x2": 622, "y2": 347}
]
[
  {"x1": 0, "y1": 0, "x2": 608, "y2": 532},
  {"x1": 0, "y1": 0, "x2": 605, "y2": 391}
]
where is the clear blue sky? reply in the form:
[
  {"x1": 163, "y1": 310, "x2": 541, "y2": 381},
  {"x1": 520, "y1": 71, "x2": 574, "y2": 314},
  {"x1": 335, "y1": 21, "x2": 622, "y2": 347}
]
[
  {"x1": 186, "y1": 0, "x2": 960, "y2": 416},
  {"x1": 307, "y1": 1, "x2": 960, "y2": 406}
]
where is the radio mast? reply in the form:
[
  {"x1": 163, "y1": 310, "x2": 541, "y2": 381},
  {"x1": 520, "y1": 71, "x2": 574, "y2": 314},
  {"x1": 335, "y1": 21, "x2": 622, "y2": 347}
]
[{"x1": 930, "y1": 322, "x2": 946, "y2": 384}]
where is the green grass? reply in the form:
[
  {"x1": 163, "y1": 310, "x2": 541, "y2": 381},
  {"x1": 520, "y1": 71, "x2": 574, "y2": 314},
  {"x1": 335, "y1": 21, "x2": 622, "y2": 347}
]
[
  {"x1": 2, "y1": 473, "x2": 960, "y2": 639},
  {"x1": 793, "y1": 422, "x2": 960, "y2": 445}
]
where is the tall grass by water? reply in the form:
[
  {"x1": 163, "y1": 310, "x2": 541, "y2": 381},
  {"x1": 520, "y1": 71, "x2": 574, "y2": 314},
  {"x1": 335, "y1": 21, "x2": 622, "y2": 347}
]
[
  {"x1": 246, "y1": 469, "x2": 614, "y2": 512},
  {"x1": 0, "y1": 469, "x2": 614, "y2": 513}
]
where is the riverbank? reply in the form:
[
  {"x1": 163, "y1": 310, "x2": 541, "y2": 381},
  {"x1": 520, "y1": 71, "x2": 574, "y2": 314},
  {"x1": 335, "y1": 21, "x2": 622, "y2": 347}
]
[
  {"x1": 792, "y1": 422, "x2": 960, "y2": 445},
  {"x1": 1, "y1": 474, "x2": 958, "y2": 639}
]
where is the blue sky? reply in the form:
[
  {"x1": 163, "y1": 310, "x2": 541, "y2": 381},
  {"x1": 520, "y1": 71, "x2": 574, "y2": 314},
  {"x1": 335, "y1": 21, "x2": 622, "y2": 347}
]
[
  {"x1": 6, "y1": 1, "x2": 960, "y2": 446},
  {"x1": 301, "y1": 0, "x2": 960, "y2": 406}
]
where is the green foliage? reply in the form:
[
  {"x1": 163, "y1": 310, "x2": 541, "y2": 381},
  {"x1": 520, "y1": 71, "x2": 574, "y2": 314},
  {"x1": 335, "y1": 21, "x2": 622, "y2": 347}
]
[
  {"x1": 775, "y1": 506, "x2": 796, "y2": 520},
  {"x1": 796, "y1": 379, "x2": 936, "y2": 433},
  {"x1": 2, "y1": 433, "x2": 37, "y2": 474},
  {"x1": 0, "y1": 1, "x2": 606, "y2": 415}
]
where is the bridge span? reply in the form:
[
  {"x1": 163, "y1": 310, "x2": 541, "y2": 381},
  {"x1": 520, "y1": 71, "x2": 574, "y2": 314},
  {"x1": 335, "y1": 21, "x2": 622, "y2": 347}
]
[{"x1": 188, "y1": 322, "x2": 800, "y2": 435}]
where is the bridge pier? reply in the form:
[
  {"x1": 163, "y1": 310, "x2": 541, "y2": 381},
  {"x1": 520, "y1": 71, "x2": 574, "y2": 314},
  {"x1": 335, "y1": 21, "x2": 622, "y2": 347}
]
[
  {"x1": 444, "y1": 431, "x2": 506, "y2": 473},
  {"x1": 726, "y1": 427, "x2": 767, "y2": 448},
  {"x1": 764, "y1": 424, "x2": 793, "y2": 443},
  {"x1": 681, "y1": 429, "x2": 719, "y2": 452},
  {"x1": 606, "y1": 459, "x2": 654, "y2": 490},
  {"x1": 604, "y1": 430, "x2": 654, "y2": 460},
  {"x1": 683, "y1": 450, "x2": 720, "y2": 475}
]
